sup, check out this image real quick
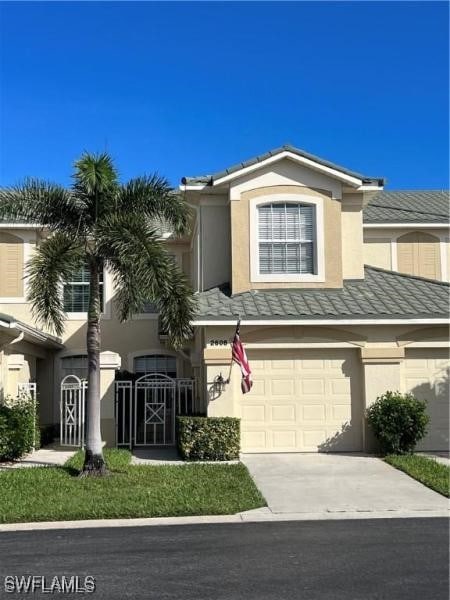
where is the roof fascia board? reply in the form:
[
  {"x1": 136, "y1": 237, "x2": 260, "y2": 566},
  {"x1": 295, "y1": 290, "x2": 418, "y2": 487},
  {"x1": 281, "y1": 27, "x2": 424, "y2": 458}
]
[
  {"x1": 193, "y1": 318, "x2": 449, "y2": 326},
  {"x1": 0, "y1": 317, "x2": 62, "y2": 348},
  {"x1": 212, "y1": 151, "x2": 364, "y2": 188},
  {"x1": 0, "y1": 223, "x2": 42, "y2": 229},
  {"x1": 179, "y1": 185, "x2": 206, "y2": 191},
  {"x1": 353, "y1": 185, "x2": 384, "y2": 192},
  {"x1": 364, "y1": 223, "x2": 450, "y2": 229}
]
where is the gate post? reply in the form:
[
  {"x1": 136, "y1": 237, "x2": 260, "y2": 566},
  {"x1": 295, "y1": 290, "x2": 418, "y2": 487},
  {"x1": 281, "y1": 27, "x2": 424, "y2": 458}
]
[{"x1": 99, "y1": 351, "x2": 121, "y2": 447}]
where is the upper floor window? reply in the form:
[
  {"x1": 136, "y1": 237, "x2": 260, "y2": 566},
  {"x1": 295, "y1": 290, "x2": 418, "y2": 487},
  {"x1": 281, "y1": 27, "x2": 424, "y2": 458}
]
[
  {"x1": 63, "y1": 265, "x2": 104, "y2": 313},
  {"x1": 250, "y1": 194, "x2": 325, "y2": 283},
  {"x1": 61, "y1": 355, "x2": 87, "y2": 380},
  {"x1": 134, "y1": 354, "x2": 177, "y2": 378},
  {"x1": 258, "y1": 203, "x2": 315, "y2": 275}
]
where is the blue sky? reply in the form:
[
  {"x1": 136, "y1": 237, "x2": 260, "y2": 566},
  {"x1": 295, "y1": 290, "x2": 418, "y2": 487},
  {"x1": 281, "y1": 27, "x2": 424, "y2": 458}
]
[{"x1": 0, "y1": 1, "x2": 448, "y2": 189}]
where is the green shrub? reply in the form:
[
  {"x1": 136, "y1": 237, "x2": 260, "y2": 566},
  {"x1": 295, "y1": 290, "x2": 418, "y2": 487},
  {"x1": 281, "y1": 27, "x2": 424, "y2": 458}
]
[
  {"x1": 0, "y1": 394, "x2": 39, "y2": 461},
  {"x1": 177, "y1": 417, "x2": 240, "y2": 461},
  {"x1": 367, "y1": 391, "x2": 429, "y2": 455}
]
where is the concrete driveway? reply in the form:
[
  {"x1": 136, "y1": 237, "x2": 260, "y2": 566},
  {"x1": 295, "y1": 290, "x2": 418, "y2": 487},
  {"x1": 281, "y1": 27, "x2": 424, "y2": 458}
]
[{"x1": 242, "y1": 453, "x2": 449, "y2": 516}]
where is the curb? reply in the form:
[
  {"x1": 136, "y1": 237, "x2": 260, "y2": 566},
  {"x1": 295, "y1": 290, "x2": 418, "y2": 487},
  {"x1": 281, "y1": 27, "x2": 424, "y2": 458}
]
[{"x1": 1, "y1": 507, "x2": 448, "y2": 532}]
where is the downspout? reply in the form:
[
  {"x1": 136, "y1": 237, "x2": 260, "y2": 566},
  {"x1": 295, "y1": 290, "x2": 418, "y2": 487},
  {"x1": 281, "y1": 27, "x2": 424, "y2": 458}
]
[{"x1": 198, "y1": 205, "x2": 203, "y2": 292}]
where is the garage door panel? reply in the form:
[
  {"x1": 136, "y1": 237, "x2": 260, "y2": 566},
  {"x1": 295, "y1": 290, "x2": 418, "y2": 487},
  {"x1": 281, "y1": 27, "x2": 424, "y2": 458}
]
[
  {"x1": 301, "y1": 379, "x2": 325, "y2": 395},
  {"x1": 402, "y1": 348, "x2": 449, "y2": 452},
  {"x1": 271, "y1": 404, "x2": 296, "y2": 421},
  {"x1": 302, "y1": 404, "x2": 326, "y2": 420},
  {"x1": 271, "y1": 379, "x2": 295, "y2": 395},
  {"x1": 242, "y1": 430, "x2": 266, "y2": 450},
  {"x1": 240, "y1": 349, "x2": 362, "y2": 452},
  {"x1": 241, "y1": 405, "x2": 266, "y2": 422}
]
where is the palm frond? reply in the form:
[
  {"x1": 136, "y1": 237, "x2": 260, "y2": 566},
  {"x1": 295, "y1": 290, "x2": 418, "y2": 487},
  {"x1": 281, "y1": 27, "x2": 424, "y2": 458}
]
[
  {"x1": 0, "y1": 179, "x2": 85, "y2": 233},
  {"x1": 96, "y1": 213, "x2": 195, "y2": 347},
  {"x1": 73, "y1": 152, "x2": 118, "y2": 196},
  {"x1": 72, "y1": 153, "x2": 120, "y2": 225},
  {"x1": 116, "y1": 175, "x2": 191, "y2": 236},
  {"x1": 26, "y1": 233, "x2": 85, "y2": 336}
]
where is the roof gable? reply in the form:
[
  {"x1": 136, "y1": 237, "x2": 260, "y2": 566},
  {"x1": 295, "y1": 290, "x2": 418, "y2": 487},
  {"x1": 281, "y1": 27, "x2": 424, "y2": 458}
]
[{"x1": 182, "y1": 145, "x2": 385, "y2": 189}]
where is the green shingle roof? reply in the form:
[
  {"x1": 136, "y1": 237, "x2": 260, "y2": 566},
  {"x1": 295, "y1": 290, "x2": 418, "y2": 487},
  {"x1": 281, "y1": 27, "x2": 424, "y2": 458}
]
[
  {"x1": 181, "y1": 145, "x2": 385, "y2": 186},
  {"x1": 195, "y1": 266, "x2": 449, "y2": 321},
  {"x1": 364, "y1": 191, "x2": 449, "y2": 224}
]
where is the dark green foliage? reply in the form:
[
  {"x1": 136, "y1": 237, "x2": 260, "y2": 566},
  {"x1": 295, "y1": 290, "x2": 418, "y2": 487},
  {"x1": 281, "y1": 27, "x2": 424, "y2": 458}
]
[
  {"x1": 367, "y1": 391, "x2": 429, "y2": 455},
  {"x1": 0, "y1": 395, "x2": 38, "y2": 461},
  {"x1": 177, "y1": 417, "x2": 240, "y2": 461}
]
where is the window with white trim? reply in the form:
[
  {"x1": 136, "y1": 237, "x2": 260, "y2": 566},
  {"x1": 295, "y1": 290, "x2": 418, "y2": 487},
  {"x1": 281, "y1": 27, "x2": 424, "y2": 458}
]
[
  {"x1": 258, "y1": 203, "x2": 315, "y2": 274},
  {"x1": 63, "y1": 265, "x2": 104, "y2": 313},
  {"x1": 61, "y1": 355, "x2": 88, "y2": 380},
  {"x1": 134, "y1": 355, "x2": 177, "y2": 377}
]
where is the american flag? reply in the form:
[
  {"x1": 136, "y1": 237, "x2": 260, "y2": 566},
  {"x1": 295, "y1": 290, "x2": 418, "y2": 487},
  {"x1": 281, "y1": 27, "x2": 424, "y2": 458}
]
[{"x1": 231, "y1": 321, "x2": 253, "y2": 394}]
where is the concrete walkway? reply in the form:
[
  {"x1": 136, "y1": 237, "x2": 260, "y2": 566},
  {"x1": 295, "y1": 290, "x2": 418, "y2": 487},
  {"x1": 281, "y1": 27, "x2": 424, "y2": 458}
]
[
  {"x1": 0, "y1": 446, "x2": 75, "y2": 470},
  {"x1": 131, "y1": 448, "x2": 239, "y2": 465},
  {"x1": 242, "y1": 453, "x2": 449, "y2": 516}
]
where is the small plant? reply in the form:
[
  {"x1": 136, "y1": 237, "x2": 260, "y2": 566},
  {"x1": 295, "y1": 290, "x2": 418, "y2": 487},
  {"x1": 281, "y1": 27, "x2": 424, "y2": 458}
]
[
  {"x1": 0, "y1": 394, "x2": 39, "y2": 461},
  {"x1": 367, "y1": 391, "x2": 429, "y2": 455},
  {"x1": 177, "y1": 417, "x2": 240, "y2": 461}
]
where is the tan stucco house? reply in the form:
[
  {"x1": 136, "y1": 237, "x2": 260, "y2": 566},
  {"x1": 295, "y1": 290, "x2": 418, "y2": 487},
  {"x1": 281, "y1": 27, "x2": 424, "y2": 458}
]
[{"x1": 0, "y1": 145, "x2": 449, "y2": 453}]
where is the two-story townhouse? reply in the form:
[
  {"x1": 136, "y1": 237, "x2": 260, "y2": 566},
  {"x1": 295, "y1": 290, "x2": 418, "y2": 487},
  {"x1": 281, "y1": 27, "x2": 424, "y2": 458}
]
[{"x1": 0, "y1": 145, "x2": 448, "y2": 453}]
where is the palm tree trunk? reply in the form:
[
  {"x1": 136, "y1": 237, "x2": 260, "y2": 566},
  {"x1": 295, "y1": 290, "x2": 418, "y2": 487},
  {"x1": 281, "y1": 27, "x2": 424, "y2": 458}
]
[{"x1": 81, "y1": 260, "x2": 107, "y2": 476}]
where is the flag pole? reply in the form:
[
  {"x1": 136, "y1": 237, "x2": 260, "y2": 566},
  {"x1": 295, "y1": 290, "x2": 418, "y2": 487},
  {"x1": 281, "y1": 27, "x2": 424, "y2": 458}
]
[{"x1": 226, "y1": 318, "x2": 240, "y2": 383}]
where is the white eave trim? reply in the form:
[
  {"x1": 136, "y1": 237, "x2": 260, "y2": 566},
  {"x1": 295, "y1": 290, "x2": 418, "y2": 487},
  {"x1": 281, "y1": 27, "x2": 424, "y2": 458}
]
[
  {"x1": 364, "y1": 223, "x2": 449, "y2": 229},
  {"x1": 212, "y1": 151, "x2": 366, "y2": 187},
  {"x1": 0, "y1": 223, "x2": 42, "y2": 229},
  {"x1": 179, "y1": 185, "x2": 206, "y2": 191},
  {"x1": 192, "y1": 318, "x2": 449, "y2": 326},
  {"x1": 0, "y1": 318, "x2": 62, "y2": 347}
]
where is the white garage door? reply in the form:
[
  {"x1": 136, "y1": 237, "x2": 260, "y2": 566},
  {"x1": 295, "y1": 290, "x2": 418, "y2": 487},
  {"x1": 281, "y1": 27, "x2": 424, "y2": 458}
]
[
  {"x1": 402, "y1": 348, "x2": 449, "y2": 452},
  {"x1": 240, "y1": 349, "x2": 363, "y2": 453}
]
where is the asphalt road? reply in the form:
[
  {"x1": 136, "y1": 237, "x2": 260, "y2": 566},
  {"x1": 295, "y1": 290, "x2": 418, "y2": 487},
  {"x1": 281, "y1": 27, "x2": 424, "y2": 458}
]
[{"x1": 0, "y1": 518, "x2": 448, "y2": 600}]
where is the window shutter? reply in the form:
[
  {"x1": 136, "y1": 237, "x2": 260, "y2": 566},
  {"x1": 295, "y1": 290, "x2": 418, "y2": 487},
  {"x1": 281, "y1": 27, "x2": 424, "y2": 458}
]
[{"x1": 0, "y1": 233, "x2": 23, "y2": 297}]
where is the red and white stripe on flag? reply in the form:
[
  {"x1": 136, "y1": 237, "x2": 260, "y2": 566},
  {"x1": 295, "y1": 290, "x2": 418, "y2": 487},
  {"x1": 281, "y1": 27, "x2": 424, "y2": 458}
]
[{"x1": 231, "y1": 328, "x2": 253, "y2": 394}]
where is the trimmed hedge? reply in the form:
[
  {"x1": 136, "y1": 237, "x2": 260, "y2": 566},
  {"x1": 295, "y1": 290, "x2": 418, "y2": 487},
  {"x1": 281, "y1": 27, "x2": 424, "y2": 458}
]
[
  {"x1": 367, "y1": 391, "x2": 429, "y2": 455},
  {"x1": 177, "y1": 417, "x2": 240, "y2": 461},
  {"x1": 0, "y1": 394, "x2": 39, "y2": 461}
]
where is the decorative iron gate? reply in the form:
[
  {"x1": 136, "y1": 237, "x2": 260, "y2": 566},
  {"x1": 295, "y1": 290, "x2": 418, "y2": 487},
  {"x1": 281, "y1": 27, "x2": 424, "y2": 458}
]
[
  {"x1": 60, "y1": 375, "x2": 86, "y2": 447},
  {"x1": 116, "y1": 375, "x2": 196, "y2": 448}
]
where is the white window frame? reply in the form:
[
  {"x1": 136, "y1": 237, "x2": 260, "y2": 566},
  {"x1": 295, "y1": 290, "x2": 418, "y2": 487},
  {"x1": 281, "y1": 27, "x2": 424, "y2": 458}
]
[
  {"x1": 63, "y1": 266, "x2": 111, "y2": 320},
  {"x1": 250, "y1": 193, "x2": 325, "y2": 283},
  {"x1": 130, "y1": 351, "x2": 178, "y2": 377},
  {"x1": 60, "y1": 354, "x2": 88, "y2": 380}
]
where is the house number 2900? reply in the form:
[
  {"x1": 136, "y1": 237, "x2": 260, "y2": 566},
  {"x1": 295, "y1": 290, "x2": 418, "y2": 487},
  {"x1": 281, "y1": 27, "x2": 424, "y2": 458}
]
[{"x1": 209, "y1": 339, "x2": 229, "y2": 346}]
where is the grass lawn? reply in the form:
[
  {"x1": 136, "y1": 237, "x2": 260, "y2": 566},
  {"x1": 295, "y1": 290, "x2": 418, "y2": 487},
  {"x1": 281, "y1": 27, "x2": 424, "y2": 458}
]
[
  {"x1": 0, "y1": 449, "x2": 265, "y2": 524},
  {"x1": 385, "y1": 454, "x2": 450, "y2": 497}
]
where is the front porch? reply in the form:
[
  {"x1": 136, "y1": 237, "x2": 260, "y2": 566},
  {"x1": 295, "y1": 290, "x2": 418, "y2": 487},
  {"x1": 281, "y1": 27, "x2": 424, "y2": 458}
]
[{"x1": 59, "y1": 372, "x2": 199, "y2": 450}]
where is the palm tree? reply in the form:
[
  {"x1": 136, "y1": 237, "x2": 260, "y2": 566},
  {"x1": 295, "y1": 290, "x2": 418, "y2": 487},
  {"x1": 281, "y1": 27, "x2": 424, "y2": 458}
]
[{"x1": 0, "y1": 153, "x2": 195, "y2": 475}]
